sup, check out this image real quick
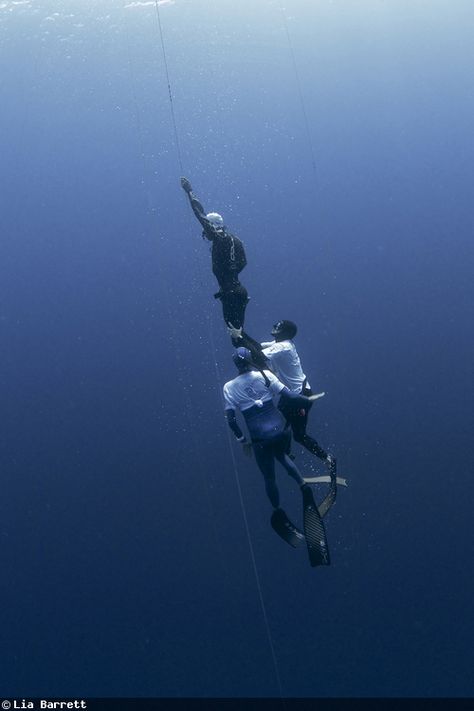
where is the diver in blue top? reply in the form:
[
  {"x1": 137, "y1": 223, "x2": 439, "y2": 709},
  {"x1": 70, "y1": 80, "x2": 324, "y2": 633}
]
[
  {"x1": 181, "y1": 177, "x2": 249, "y2": 329},
  {"x1": 223, "y1": 347, "x2": 330, "y2": 566}
]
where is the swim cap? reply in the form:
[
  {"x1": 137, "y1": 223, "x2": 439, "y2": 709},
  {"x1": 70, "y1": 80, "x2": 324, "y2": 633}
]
[
  {"x1": 232, "y1": 346, "x2": 253, "y2": 369},
  {"x1": 271, "y1": 320, "x2": 297, "y2": 340},
  {"x1": 206, "y1": 212, "x2": 224, "y2": 229}
]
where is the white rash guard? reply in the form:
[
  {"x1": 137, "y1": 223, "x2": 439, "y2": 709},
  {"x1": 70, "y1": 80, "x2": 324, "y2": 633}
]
[
  {"x1": 260, "y1": 340, "x2": 309, "y2": 393},
  {"x1": 223, "y1": 370, "x2": 284, "y2": 412}
]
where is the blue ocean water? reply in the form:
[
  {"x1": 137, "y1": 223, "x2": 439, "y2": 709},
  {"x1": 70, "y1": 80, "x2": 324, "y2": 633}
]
[{"x1": 1, "y1": 0, "x2": 473, "y2": 698}]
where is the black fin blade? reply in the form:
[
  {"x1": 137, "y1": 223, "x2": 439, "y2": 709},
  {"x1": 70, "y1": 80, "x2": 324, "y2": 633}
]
[
  {"x1": 302, "y1": 485, "x2": 330, "y2": 567},
  {"x1": 271, "y1": 508, "x2": 305, "y2": 548},
  {"x1": 318, "y1": 457, "x2": 338, "y2": 519}
]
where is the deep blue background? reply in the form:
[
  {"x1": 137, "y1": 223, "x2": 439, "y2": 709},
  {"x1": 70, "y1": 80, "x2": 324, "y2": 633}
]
[{"x1": 1, "y1": 0, "x2": 473, "y2": 697}]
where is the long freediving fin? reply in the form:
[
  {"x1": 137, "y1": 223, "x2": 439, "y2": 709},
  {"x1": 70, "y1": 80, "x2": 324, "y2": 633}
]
[
  {"x1": 271, "y1": 508, "x2": 305, "y2": 548},
  {"x1": 317, "y1": 455, "x2": 338, "y2": 519},
  {"x1": 301, "y1": 484, "x2": 330, "y2": 567}
]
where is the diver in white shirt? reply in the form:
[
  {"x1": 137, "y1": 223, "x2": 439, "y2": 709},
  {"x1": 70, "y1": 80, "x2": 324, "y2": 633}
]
[{"x1": 228, "y1": 320, "x2": 336, "y2": 471}]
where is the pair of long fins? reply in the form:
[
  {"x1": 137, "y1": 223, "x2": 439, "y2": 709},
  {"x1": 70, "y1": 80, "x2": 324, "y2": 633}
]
[{"x1": 271, "y1": 463, "x2": 342, "y2": 567}]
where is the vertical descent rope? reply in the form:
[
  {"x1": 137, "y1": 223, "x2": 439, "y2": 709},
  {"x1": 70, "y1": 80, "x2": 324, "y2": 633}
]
[
  {"x1": 206, "y1": 316, "x2": 285, "y2": 700},
  {"x1": 277, "y1": 1, "x2": 318, "y2": 184},
  {"x1": 124, "y1": 12, "x2": 229, "y2": 573},
  {"x1": 152, "y1": 2, "x2": 286, "y2": 699},
  {"x1": 154, "y1": 0, "x2": 184, "y2": 173}
]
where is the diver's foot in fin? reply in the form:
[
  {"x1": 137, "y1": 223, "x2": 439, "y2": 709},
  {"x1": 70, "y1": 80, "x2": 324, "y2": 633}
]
[
  {"x1": 271, "y1": 508, "x2": 305, "y2": 548},
  {"x1": 301, "y1": 484, "x2": 330, "y2": 567}
]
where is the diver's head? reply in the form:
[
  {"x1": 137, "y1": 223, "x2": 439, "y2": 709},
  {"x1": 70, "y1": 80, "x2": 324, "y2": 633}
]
[
  {"x1": 232, "y1": 346, "x2": 253, "y2": 373},
  {"x1": 206, "y1": 212, "x2": 224, "y2": 231},
  {"x1": 271, "y1": 320, "x2": 297, "y2": 341}
]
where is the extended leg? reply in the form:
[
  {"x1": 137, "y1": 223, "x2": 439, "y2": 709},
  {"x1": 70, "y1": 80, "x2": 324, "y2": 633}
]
[
  {"x1": 298, "y1": 433, "x2": 328, "y2": 460},
  {"x1": 221, "y1": 286, "x2": 249, "y2": 329},
  {"x1": 253, "y1": 442, "x2": 279, "y2": 508},
  {"x1": 278, "y1": 401, "x2": 325, "y2": 460},
  {"x1": 274, "y1": 443, "x2": 305, "y2": 487},
  {"x1": 257, "y1": 436, "x2": 305, "y2": 548},
  {"x1": 291, "y1": 408, "x2": 328, "y2": 461}
]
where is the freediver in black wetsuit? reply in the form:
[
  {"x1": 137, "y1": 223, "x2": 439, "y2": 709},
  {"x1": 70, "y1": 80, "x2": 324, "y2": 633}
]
[{"x1": 181, "y1": 177, "x2": 249, "y2": 329}]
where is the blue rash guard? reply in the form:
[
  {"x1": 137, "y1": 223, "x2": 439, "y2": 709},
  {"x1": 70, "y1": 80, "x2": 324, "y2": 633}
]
[
  {"x1": 223, "y1": 369, "x2": 312, "y2": 509},
  {"x1": 223, "y1": 370, "x2": 314, "y2": 443}
]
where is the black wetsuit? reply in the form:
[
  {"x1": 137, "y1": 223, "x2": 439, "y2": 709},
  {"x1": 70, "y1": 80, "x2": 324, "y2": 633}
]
[
  {"x1": 185, "y1": 190, "x2": 249, "y2": 328},
  {"x1": 279, "y1": 382, "x2": 328, "y2": 460}
]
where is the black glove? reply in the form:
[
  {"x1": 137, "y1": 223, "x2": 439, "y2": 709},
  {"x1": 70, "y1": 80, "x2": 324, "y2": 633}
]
[{"x1": 180, "y1": 177, "x2": 192, "y2": 193}]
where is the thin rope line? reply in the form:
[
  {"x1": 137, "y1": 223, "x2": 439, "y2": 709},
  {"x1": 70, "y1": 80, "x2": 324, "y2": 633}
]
[
  {"x1": 277, "y1": 1, "x2": 318, "y2": 184},
  {"x1": 124, "y1": 24, "x2": 153, "y2": 211},
  {"x1": 123, "y1": 18, "x2": 228, "y2": 572},
  {"x1": 154, "y1": 0, "x2": 184, "y2": 173},
  {"x1": 276, "y1": 2, "x2": 333, "y2": 276},
  {"x1": 207, "y1": 316, "x2": 286, "y2": 702},
  {"x1": 152, "y1": 7, "x2": 286, "y2": 699}
]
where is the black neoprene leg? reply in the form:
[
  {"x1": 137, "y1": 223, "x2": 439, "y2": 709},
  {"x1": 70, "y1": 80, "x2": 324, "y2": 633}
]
[
  {"x1": 290, "y1": 408, "x2": 328, "y2": 461},
  {"x1": 273, "y1": 433, "x2": 305, "y2": 486},
  {"x1": 299, "y1": 434, "x2": 328, "y2": 460},
  {"x1": 221, "y1": 287, "x2": 249, "y2": 329},
  {"x1": 253, "y1": 442, "x2": 280, "y2": 508}
]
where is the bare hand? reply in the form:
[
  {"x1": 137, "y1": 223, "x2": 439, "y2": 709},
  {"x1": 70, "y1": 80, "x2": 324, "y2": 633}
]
[{"x1": 227, "y1": 322, "x2": 243, "y2": 340}]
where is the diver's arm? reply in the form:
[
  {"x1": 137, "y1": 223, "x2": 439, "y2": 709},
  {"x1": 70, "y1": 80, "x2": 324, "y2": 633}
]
[
  {"x1": 243, "y1": 337, "x2": 268, "y2": 370},
  {"x1": 227, "y1": 326, "x2": 268, "y2": 369},
  {"x1": 180, "y1": 177, "x2": 215, "y2": 239},
  {"x1": 225, "y1": 409, "x2": 246, "y2": 441},
  {"x1": 244, "y1": 333, "x2": 261, "y2": 350}
]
